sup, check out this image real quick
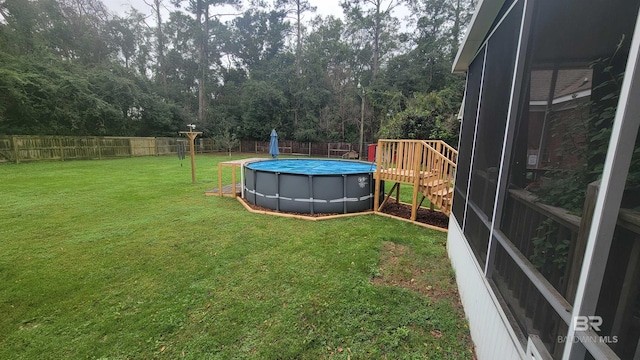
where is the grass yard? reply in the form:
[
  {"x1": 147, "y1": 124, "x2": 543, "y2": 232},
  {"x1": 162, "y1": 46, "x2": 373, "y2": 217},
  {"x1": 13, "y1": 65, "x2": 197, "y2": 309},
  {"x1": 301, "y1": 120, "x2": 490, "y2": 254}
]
[{"x1": 0, "y1": 154, "x2": 473, "y2": 359}]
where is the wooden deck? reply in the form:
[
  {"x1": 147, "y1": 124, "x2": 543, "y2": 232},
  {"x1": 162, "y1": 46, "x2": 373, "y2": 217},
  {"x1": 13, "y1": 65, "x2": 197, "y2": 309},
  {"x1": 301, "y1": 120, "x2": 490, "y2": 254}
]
[
  {"x1": 216, "y1": 158, "x2": 267, "y2": 198},
  {"x1": 373, "y1": 140, "x2": 457, "y2": 220},
  {"x1": 205, "y1": 183, "x2": 242, "y2": 197},
  {"x1": 212, "y1": 147, "x2": 458, "y2": 223}
]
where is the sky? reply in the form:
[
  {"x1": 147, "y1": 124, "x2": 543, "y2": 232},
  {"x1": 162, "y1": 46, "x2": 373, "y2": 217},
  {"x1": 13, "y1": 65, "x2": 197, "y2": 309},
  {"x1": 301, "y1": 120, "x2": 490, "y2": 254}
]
[
  {"x1": 104, "y1": 0, "x2": 348, "y2": 19},
  {"x1": 102, "y1": 0, "x2": 414, "y2": 44}
]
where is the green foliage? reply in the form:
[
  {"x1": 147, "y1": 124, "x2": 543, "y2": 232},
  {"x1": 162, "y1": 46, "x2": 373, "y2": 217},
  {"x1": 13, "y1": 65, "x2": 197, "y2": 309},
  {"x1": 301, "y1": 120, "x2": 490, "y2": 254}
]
[
  {"x1": 214, "y1": 122, "x2": 240, "y2": 155},
  {"x1": 0, "y1": 52, "x2": 185, "y2": 136},
  {"x1": 239, "y1": 80, "x2": 288, "y2": 140},
  {"x1": 0, "y1": 0, "x2": 474, "y2": 143},
  {"x1": 378, "y1": 90, "x2": 460, "y2": 146},
  {"x1": 230, "y1": 9, "x2": 290, "y2": 71},
  {"x1": 529, "y1": 219, "x2": 570, "y2": 276}
]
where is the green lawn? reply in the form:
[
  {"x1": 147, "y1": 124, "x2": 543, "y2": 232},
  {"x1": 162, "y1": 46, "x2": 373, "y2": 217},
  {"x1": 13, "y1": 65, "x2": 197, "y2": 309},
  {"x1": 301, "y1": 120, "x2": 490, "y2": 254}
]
[{"x1": 0, "y1": 154, "x2": 473, "y2": 359}]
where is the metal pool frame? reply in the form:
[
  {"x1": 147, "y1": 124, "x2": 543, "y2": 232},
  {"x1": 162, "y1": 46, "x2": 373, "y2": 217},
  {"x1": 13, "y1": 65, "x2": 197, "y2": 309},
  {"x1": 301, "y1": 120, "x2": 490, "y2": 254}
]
[{"x1": 242, "y1": 159, "x2": 379, "y2": 214}]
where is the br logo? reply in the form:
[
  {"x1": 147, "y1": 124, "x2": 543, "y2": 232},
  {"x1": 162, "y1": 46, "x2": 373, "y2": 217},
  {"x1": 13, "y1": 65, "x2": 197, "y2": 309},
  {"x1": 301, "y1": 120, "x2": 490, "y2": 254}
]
[{"x1": 573, "y1": 316, "x2": 603, "y2": 332}]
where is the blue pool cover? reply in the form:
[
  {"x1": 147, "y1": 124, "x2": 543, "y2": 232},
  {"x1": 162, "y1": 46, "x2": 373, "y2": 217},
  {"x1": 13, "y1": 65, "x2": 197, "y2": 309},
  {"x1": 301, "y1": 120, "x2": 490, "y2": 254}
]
[{"x1": 246, "y1": 159, "x2": 376, "y2": 175}]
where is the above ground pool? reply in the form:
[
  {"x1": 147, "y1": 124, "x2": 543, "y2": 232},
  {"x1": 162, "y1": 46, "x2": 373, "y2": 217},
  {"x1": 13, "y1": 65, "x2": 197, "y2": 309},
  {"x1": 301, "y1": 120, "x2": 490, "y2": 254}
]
[{"x1": 243, "y1": 159, "x2": 379, "y2": 214}]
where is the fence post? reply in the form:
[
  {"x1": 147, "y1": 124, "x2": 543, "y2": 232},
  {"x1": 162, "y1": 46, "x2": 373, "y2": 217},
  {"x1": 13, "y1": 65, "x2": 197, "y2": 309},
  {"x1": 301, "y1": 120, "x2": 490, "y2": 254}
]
[
  {"x1": 59, "y1": 137, "x2": 65, "y2": 161},
  {"x1": 11, "y1": 135, "x2": 19, "y2": 164},
  {"x1": 97, "y1": 137, "x2": 102, "y2": 160}
]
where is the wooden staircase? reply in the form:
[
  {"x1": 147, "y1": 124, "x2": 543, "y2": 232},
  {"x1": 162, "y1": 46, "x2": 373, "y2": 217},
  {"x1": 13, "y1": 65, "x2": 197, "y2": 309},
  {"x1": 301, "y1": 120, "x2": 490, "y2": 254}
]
[{"x1": 373, "y1": 140, "x2": 458, "y2": 220}]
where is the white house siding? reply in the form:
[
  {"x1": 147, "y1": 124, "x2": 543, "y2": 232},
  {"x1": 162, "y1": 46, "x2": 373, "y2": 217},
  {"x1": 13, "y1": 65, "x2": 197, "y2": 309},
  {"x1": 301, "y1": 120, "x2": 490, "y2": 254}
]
[{"x1": 447, "y1": 217, "x2": 524, "y2": 360}]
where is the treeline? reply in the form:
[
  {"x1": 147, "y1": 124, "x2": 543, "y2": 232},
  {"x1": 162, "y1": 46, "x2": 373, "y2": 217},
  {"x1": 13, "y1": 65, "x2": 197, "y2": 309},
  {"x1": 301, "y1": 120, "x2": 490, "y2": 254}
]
[{"x1": 0, "y1": 0, "x2": 475, "y2": 145}]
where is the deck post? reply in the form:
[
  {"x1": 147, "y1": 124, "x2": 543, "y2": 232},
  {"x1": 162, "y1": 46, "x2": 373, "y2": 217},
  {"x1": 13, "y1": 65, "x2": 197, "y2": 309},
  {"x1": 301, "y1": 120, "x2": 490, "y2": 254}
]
[
  {"x1": 218, "y1": 164, "x2": 223, "y2": 197},
  {"x1": 373, "y1": 140, "x2": 383, "y2": 212},
  {"x1": 410, "y1": 142, "x2": 422, "y2": 221},
  {"x1": 231, "y1": 164, "x2": 237, "y2": 197}
]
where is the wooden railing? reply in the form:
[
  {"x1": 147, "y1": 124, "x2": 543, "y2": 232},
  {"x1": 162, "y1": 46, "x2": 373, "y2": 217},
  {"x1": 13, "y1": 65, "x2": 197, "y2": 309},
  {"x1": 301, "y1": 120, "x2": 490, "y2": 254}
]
[
  {"x1": 421, "y1": 141, "x2": 457, "y2": 215},
  {"x1": 374, "y1": 140, "x2": 457, "y2": 182},
  {"x1": 425, "y1": 140, "x2": 458, "y2": 165},
  {"x1": 373, "y1": 139, "x2": 457, "y2": 218},
  {"x1": 494, "y1": 182, "x2": 595, "y2": 357}
]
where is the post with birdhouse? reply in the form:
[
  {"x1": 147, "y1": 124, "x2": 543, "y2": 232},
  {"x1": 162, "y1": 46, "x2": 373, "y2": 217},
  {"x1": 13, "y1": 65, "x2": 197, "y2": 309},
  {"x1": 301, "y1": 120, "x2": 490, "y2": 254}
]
[{"x1": 179, "y1": 124, "x2": 203, "y2": 183}]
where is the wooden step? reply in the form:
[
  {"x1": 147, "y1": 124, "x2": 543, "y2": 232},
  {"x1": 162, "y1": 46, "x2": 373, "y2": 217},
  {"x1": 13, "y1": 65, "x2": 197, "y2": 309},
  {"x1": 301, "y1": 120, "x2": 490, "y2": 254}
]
[
  {"x1": 423, "y1": 179, "x2": 448, "y2": 187},
  {"x1": 418, "y1": 182, "x2": 452, "y2": 196},
  {"x1": 434, "y1": 187, "x2": 454, "y2": 197}
]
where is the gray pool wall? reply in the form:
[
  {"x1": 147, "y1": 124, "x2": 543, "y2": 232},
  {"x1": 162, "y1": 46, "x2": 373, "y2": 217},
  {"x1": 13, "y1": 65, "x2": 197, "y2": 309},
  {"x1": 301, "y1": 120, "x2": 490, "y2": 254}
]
[{"x1": 243, "y1": 161, "x2": 383, "y2": 214}]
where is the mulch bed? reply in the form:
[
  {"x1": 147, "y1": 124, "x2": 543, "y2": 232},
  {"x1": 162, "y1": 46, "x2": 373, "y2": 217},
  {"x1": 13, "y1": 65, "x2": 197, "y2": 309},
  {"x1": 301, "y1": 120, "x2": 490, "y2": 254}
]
[
  {"x1": 379, "y1": 202, "x2": 449, "y2": 229},
  {"x1": 240, "y1": 198, "x2": 343, "y2": 218},
  {"x1": 239, "y1": 197, "x2": 449, "y2": 229}
]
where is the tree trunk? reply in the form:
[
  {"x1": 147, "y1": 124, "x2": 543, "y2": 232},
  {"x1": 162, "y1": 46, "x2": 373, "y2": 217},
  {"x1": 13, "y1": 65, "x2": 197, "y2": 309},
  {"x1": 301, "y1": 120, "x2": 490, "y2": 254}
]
[
  {"x1": 296, "y1": 1, "x2": 302, "y2": 76},
  {"x1": 294, "y1": 1, "x2": 302, "y2": 130},
  {"x1": 197, "y1": 0, "x2": 208, "y2": 124},
  {"x1": 373, "y1": 0, "x2": 381, "y2": 79},
  {"x1": 451, "y1": 0, "x2": 462, "y2": 61},
  {"x1": 153, "y1": 0, "x2": 167, "y2": 95}
]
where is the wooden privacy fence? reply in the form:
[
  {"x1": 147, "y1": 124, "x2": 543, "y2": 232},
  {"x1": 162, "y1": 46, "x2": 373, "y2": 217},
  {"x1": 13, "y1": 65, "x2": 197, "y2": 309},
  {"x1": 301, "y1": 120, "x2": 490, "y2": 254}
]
[
  {"x1": 0, "y1": 135, "x2": 220, "y2": 164},
  {"x1": 0, "y1": 135, "x2": 366, "y2": 164},
  {"x1": 239, "y1": 140, "x2": 361, "y2": 158}
]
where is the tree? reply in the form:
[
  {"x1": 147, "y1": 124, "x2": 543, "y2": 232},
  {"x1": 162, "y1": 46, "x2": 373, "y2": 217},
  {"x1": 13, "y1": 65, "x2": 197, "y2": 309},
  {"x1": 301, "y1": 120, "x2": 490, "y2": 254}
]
[
  {"x1": 0, "y1": 0, "x2": 40, "y2": 55},
  {"x1": 0, "y1": 0, "x2": 477, "y2": 146},
  {"x1": 378, "y1": 90, "x2": 460, "y2": 146},
  {"x1": 408, "y1": 0, "x2": 476, "y2": 60},
  {"x1": 274, "y1": 0, "x2": 316, "y2": 133},
  {"x1": 275, "y1": 0, "x2": 315, "y2": 75},
  {"x1": 108, "y1": 11, "x2": 147, "y2": 69},
  {"x1": 238, "y1": 80, "x2": 288, "y2": 140},
  {"x1": 339, "y1": 0, "x2": 401, "y2": 144},
  {"x1": 164, "y1": 12, "x2": 199, "y2": 111},
  {"x1": 54, "y1": 0, "x2": 113, "y2": 64},
  {"x1": 215, "y1": 126, "x2": 239, "y2": 155},
  {"x1": 228, "y1": 9, "x2": 289, "y2": 74},
  {"x1": 303, "y1": 16, "x2": 355, "y2": 141},
  {"x1": 143, "y1": 0, "x2": 168, "y2": 93},
  {"x1": 341, "y1": 0, "x2": 400, "y2": 80},
  {"x1": 172, "y1": 0, "x2": 240, "y2": 125}
]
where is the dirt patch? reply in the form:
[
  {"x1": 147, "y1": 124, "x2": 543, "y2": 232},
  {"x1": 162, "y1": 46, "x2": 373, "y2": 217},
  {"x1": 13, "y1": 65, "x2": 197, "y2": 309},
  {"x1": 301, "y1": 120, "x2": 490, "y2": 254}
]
[
  {"x1": 379, "y1": 202, "x2": 449, "y2": 229},
  {"x1": 371, "y1": 242, "x2": 476, "y2": 357},
  {"x1": 372, "y1": 242, "x2": 450, "y2": 301}
]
